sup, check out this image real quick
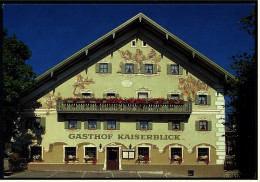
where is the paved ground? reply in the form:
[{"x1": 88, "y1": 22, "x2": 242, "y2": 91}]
[{"x1": 5, "y1": 170, "x2": 189, "y2": 179}]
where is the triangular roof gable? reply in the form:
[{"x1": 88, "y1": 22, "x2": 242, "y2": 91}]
[{"x1": 19, "y1": 13, "x2": 235, "y2": 105}]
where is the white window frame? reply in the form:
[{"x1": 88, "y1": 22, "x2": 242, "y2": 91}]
[
  {"x1": 29, "y1": 145, "x2": 43, "y2": 161},
  {"x1": 137, "y1": 145, "x2": 151, "y2": 163},
  {"x1": 137, "y1": 92, "x2": 149, "y2": 99},
  {"x1": 169, "y1": 146, "x2": 183, "y2": 164},
  {"x1": 83, "y1": 144, "x2": 98, "y2": 163},
  {"x1": 131, "y1": 40, "x2": 136, "y2": 47},
  {"x1": 196, "y1": 145, "x2": 211, "y2": 162},
  {"x1": 142, "y1": 40, "x2": 147, "y2": 47},
  {"x1": 63, "y1": 145, "x2": 78, "y2": 163}
]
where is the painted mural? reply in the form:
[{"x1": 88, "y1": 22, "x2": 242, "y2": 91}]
[
  {"x1": 42, "y1": 92, "x2": 62, "y2": 109},
  {"x1": 73, "y1": 74, "x2": 94, "y2": 96},
  {"x1": 118, "y1": 49, "x2": 161, "y2": 73},
  {"x1": 178, "y1": 76, "x2": 208, "y2": 101}
]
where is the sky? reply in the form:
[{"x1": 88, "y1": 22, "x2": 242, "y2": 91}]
[{"x1": 3, "y1": 4, "x2": 255, "y2": 77}]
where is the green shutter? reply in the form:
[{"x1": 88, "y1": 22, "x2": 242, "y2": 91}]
[
  {"x1": 65, "y1": 121, "x2": 69, "y2": 129},
  {"x1": 97, "y1": 121, "x2": 101, "y2": 129},
  {"x1": 103, "y1": 93, "x2": 107, "y2": 98},
  {"x1": 103, "y1": 121, "x2": 107, "y2": 130},
  {"x1": 195, "y1": 121, "x2": 200, "y2": 131},
  {"x1": 141, "y1": 63, "x2": 145, "y2": 74},
  {"x1": 179, "y1": 65, "x2": 183, "y2": 75},
  {"x1": 153, "y1": 64, "x2": 157, "y2": 74},
  {"x1": 116, "y1": 121, "x2": 120, "y2": 130},
  {"x1": 115, "y1": 93, "x2": 119, "y2": 98},
  {"x1": 148, "y1": 122, "x2": 153, "y2": 130},
  {"x1": 84, "y1": 121, "x2": 88, "y2": 129},
  {"x1": 207, "y1": 95, "x2": 211, "y2": 105},
  {"x1": 77, "y1": 121, "x2": 81, "y2": 129},
  {"x1": 180, "y1": 94, "x2": 184, "y2": 99},
  {"x1": 95, "y1": 63, "x2": 100, "y2": 73},
  {"x1": 167, "y1": 94, "x2": 171, "y2": 99},
  {"x1": 108, "y1": 63, "x2": 112, "y2": 73},
  {"x1": 180, "y1": 122, "x2": 185, "y2": 131},
  {"x1": 121, "y1": 63, "x2": 125, "y2": 74},
  {"x1": 167, "y1": 64, "x2": 171, "y2": 75},
  {"x1": 195, "y1": 95, "x2": 199, "y2": 105},
  {"x1": 134, "y1": 64, "x2": 138, "y2": 74},
  {"x1": 90, "y1": 93, "x2": 95, "y2": 98},
  {"x1": 208, "y1": 121, "x2": 212, "y2": 131},
  {"x1": 78, "y1": 93, "x2": 82, "y2": 98},
  {"x1": 168, "y1": 121, "x2": 172, "y2": 130},
  {"x1": 40, "y1": 117, "x2": 46, "y2": 130},
  {"x1": 136, "y1": 121, "x2": 140, "y2": 130}
]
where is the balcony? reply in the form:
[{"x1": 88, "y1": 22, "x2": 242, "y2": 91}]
[{"x1": 56, "y1": 99, "x2": 192, "y2": 115}]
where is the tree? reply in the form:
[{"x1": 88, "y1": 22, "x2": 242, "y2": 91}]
[
  {"x1": 226, "y1": 9, "x2": 256, "y2": 179},
  {"x1": 3, "y1": 28, "x2": 37, "y2": 147}
]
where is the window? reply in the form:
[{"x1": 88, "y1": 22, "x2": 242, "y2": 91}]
[
  {"x1": 145, "y1": 64, "x2": 153, "y2": 74},
  {"x1": 107, "y1": 121, "x2": 116, "y2": 130},
  {"x1": 125, "y1": 64, "x2": 134, "y2": 74},
  {"x1": 107, "y1": 93, "x2": 116, "y2": 98},
  {"x1": 85, "y1": 147, "x2": 96, "y2": 161},
  {"x1": 142, "y1": 41, "x2": 147, "y2": 47},
  {"x1": 88, "y1": 121, "x2": 97, "y2": 130},
  {"x1": 30, "y1": 146, "x2": 42, "y2": 160},
  {"x1": 199, "y1": 120, "x2": 208, "y2": 131},
  {"x1": 131, "y1": 40, "x2": 136, "y2": 47},
  {"x1": 140, "y1": 121, "x2": 148, "y2": 130},
  {"x1": 171, "y1": 148, "x2": 182, "y2": 159},
  {"x1": 82, "y1": 93, "x2": 91, "y2": 98},
  {"x1": 138, "y1": 92, "x2": 148, "y2": 98},
  {"x1": 198, "y1": 148, "x2": 209, "y2": 161},
  {"x1": 171, "y1": 94, "x2": 179, "y2": 100},
  {"x1": 100, "y1": 63, "x2": 108, "y2": 73},
  {"x1": 172, "y1": 121, "x2": 180, "y2": 130},
  {"x1": 69, "y1": 120, "x2": 77, "y2": 129},
  {"x1": 138, "y1": 147, "x2": 149, "y2": 158},
  {"x1": 199, "y1": 95, "x2": 207, "y2": 105},
  {"x1": 171, "y1": 65, "x2": 179, "y2": 75},
  {"x1": 26, "y1": 117, "x2": 41, "y2": 129},
  {"x1": 65, "y1": 147, "x2": 76, "y2": 161}
]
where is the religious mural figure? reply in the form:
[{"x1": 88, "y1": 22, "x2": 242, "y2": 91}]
[
  {"x1": 178, "y1": 76, "x2": 208, "y2": 101},
  {"x1": 73, "y1": 74, "x2": 94, "y2": 96},
  {"x1": 118, "y1": 49, "x2": 161, "y2": 73}
]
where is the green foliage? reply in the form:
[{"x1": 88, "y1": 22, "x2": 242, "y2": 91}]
[{"x1": 238, "y1": 9, "x2": 255, "y2": 38}]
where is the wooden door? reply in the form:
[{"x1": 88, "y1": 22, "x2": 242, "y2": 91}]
[{"x1": 107, "y1": 147, "x2": 119, "y2": 170}]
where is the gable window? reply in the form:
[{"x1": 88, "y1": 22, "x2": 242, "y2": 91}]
[
  {"x1": 199, "y1": 95, "x2": 207, "y2": 105},
  {"x1": 88, "y1": 121, "x2": 97, "y2": 130},
  {"x1": 107, "y1": 93, "x2": 116, "y2": 98},
  {"x1": 198, "y1": 148, "x2": 209, "y2": 161},
  {"x1": 171, "y1": 94, "x2": 179, "y2": 100},
  {"x1": 138, "y1": 92, "x2": 148, "y2": 98},
  {"x1": 82, "y1": 93, "x2": 91, "y2": 98},
  {"x1": 140, "y1": 121, "x2": 148, "y2": 130},
  {"x1": 199, "y1": 120, "x2": 208, "y2": 131},
  {"x1": 65, "y1": 147, "x2": 77, "y2": 162},
  {"x1": 69, "y1": 120, "x2": 77, "y2": 129},
  {"x1": 145, "y1": 64, "x2": 153, "y2": 74},
  {"x1": 85, "y1": 147, "x2": 97, "y2": 161},
  {"x1": 171, "y1": 147, "x2": 182, "y2": 160},
  {"x1": 142, "y1": 41, "x2": 147, "y2": 47},
  {"x1": 100, "y1": 63, "x2": 108, "y2": 73},
  {"x1": 172, "y1": 121, "x2": 181, "y2": 130},
  {"x1": 131, "y1": 40, "x2": 136, "y2": 47},
  {"x1": 171, "y1": 65, "x2": 179, "y2": 75},
  {"x1": 125, "y1": 64, "x2": 134, "y2": 74},
  {"x1": 107, "y1": 120, "x2": 116, "y2": 130}
]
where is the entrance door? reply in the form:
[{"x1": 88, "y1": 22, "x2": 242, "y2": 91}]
[{"x1": 107, "y1": 147, "x2": 119, "y2": 170}]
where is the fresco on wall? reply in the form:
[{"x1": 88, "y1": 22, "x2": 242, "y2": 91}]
[
  {"x1": 42, "y1": 92, "x2": 62, "y2": 109},
  {"x1": 118, "y1": 49, "x2": 161, "y2": 73},
  {"x1": 73, "y1": 74, "x2": 94, "y2": 96},
  {"x1": 178, "y1": 76, "x2": 208, "y2": 101}
]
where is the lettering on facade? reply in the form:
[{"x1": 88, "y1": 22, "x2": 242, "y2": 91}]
[{"x1": 69, "y1": 134, "x2": 180, "y2": 140}]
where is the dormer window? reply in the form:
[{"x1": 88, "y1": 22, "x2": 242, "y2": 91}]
[
  {"x1": 171, "y1": 94, "x2": 179, "y2": 100},
  {"x1": 107, "y1": 93, "x2": 115, "y2": 98},
  {"x1": 131, "y1": 40, "x2": 136, "y2": 47},
  {"x1": 82, "y1": 93, "x2": 91, "y2": 98},
  {"x1": 142, "y1": 41, "x2": 147, "y2": 47},
  {"x1": 138, "y1": 92, "x2": 148, "y2": 99}
]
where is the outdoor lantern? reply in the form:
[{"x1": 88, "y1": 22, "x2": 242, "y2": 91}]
[
  {"x1": 129, "y1": 144, "x2": 132, "y2": 149},
  {"x1": 99, "y1": 143, "x2": 102, "y2": 149}
]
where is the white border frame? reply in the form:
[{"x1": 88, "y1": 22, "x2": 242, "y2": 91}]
[
  {"x1": 83, "y1": 144, "x2": 98, "y2": 163},
  {"x1": 137, "y1": 144, "x2": 151, "y2": 163},
  {"x1": 169, "y1": 145, "x2": 184, "y2": 164},
  {"x1": 196, "y1": 145, "x2": 211, "y2": 162}
]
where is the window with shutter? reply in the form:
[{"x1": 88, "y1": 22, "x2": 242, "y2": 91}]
[
  {"x1": 97, "y1": 121, "x2": 101, "y2": 130},
  {"x1": 84, "y1": 121, "x2": 88, "y2": 129},
  {"x1": 125, "y1": 64, "x2": 134, "y2": 74},
  {"x1": 99, "y1": 63, "x2": 108, "y2": 73},
  {"x1": 88, "y1": 120, "x2": 97, "y2": 130},
  {"x1": 136, "y1": 121, "x2": 141, "y2": 130},
  {"x1": 108, "y1": 63, "x2": 112, "y2": 73},
  {"x1": 103, "y1": 121, "x2": 108, "y2": 130},
  {"x1": 153, "y1": 64, "x2": 157, "y2": 74}
]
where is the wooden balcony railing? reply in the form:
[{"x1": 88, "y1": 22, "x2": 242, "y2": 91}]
[{"x1": 56, "y1": 100, "x2": 192, "y2": 114}]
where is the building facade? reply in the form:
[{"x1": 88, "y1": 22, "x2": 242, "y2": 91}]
[{"x1": 19, "y1": 13, "x2": 235, "y2": 177}]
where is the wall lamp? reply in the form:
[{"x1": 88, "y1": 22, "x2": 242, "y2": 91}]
[
  {"x1": 129, "y1": 144, "x2": 132, "y2": 149},
  {"x1": 99, "y1": 143, "x2": 102, "y2": 149}
]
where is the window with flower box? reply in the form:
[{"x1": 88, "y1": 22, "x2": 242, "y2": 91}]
[
  {"x1": 30, "y1": 146, "x2": 42, "y2": 162},
  {"x1": 138, "y1": 92, "x2": 148, "y2": 98},
  {"x1": 170, "y1": 147, "x2": 183, "y2": 164},
  {"x1": 65, "y1": 147, "x2": 77, "y2": 162},
  {"x1": 84, "y1": 147, "x2": 97, "y2": 162},
  {"x1": 171, "y1": 94, "x2": 179, "y2": 100},
  {"x1": 168, "y1": 121, "x2": 184, "y2": 131},
  {"x1": 197, "y1": 148, "x2": 210, "y2": 163},
  {"x1": 195, "y1": 120, "x2": 212, "y2": 131},
  {"x1": 137, "y1": 147, "x2": 150, "y2": 163},
  {"x1": 103, "y1": 93, "x2": 119, "y2": 98}
]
